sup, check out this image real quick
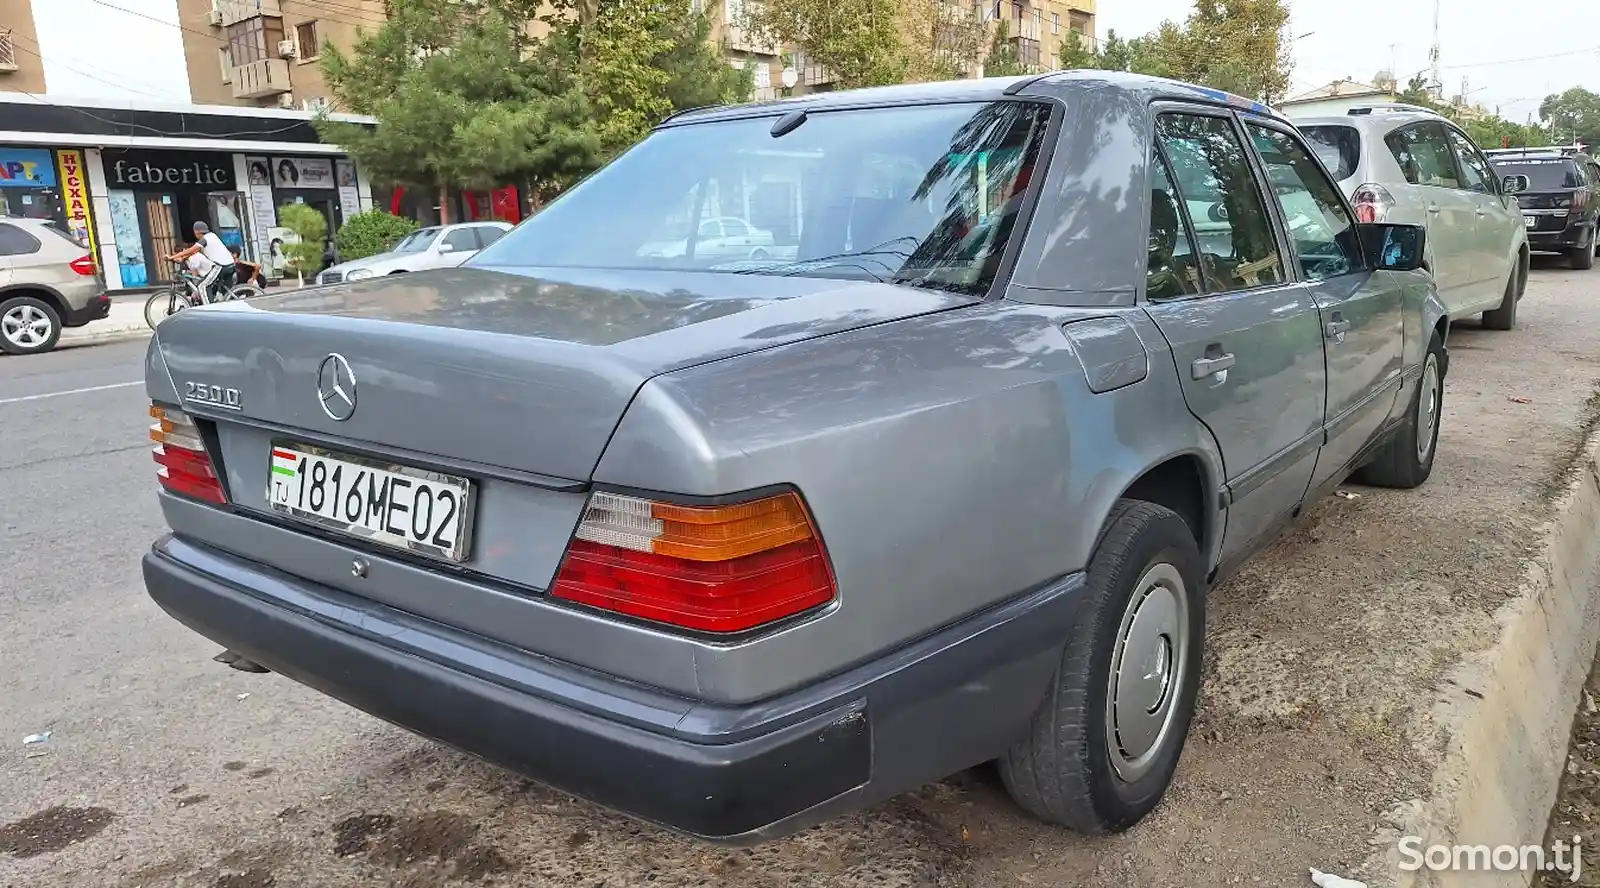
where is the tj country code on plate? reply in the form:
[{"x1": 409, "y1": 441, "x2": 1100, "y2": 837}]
[{"x1": 267, "y1": 444, "x2": 473, "y2": 562}]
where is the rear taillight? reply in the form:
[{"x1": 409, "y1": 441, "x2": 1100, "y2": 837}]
[
  {"x1": 69, "y1": 255, "x2": 96, "y2": 276},
  {"x1": 1351, "y1": 183, "x2": 1395, "y2": 223},
  {"x1": 1576, "y1": 191, "x2": 1591, "y2": 210},
  {"x1": 150, "y1": 404, "x2": 227, "y2": 505},
  {"x1": 550, "y1": 490, "x2": 836, "y2": 634}
]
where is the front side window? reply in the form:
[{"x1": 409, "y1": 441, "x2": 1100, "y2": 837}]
[
  {"x1": 1446, "y1": 129, "x2": 1495, "y2": 194},
  {"x1": 1155, "y1": 112, "x2": 1285, "y2": 293},
  {"x1": 442, "y1": 228, "x2": 479, "y2": 252},
  {"x1": 472, "y1": 101, "x2": 1052, "y2": 296},
  {"x1": 1247, "y1": 123, "x2": 1361, "y2": 280},
  {"x1": 1384, "y1": 124, "x2": 1460, "y2": 188}
]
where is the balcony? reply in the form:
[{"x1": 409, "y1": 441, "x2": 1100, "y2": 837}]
[
  {"x1": 1009, "y1": 12, "x2": 1042, "y2": 41},
  {"x1": 0, "y1": 31, "x2": 15, "y2": 72},
  {"x1": 218, "y1": 0, "x2": 282, "y2": 28},
  {"x1": 231, "y1": 57, "x2": 291, "y2": 99},
  {"x1": 725, "y1": 26, "x2": 778, "y2": 54}
]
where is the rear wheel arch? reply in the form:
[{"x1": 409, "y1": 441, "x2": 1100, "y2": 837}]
[
  {"x1": 1114, "y1": 454, "x2": 1214, "y2": 563},
  {"x1": 0, "y1": 285, "x2": 68, "y2": 318}
]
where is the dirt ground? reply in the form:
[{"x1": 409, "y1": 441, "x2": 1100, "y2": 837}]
[{"x1": 5, "y1": 259, "x2": 1600, "y2": 888}]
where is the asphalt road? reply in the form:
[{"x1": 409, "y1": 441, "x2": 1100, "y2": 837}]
[{"x1": 4, "y1": 263, "x2": 1600, "y2": 888}]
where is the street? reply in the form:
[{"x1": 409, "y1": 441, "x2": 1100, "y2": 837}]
[{"x1": 3, "y1": 259, "x2": 1600, "y2": 888}]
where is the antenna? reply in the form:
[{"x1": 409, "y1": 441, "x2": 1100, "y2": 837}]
[{"x1": 1428, "y1": 0, "x2": 1441, "y2": 99}]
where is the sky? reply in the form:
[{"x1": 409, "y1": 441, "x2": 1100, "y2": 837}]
[{"x1": 26, "y1": 0, "x2": 1600, "y2": 122}]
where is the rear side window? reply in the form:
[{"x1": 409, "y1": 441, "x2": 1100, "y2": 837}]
[
  {"x1": 0, "y1": 223, "x2": 41, "y2": 256},
  {"x1": 1384, "y1": 124, "x2": 1460, "y2": 188},
  {"x1": 1300, "y1": 125, "x2": 1361, "y2": 180},
  {"x1": 1146, "y1": 154, "x2": 1203, "y2": 300},
  {"x1": 1155, "y1": 112, "x2": 1285, "y2": 293},
  {"x1": 1490, "y1": 158, "x2": 1585, "y2": 190}
]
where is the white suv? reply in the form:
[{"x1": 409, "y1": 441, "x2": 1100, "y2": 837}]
[{"x1": 1289, "y1": 103, "x2": 1529, "y2": 330}]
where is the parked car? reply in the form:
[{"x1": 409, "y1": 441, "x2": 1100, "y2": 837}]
[
  {"x1": 142, "y1": 72, "x2": 1447, "y2": 843},
  {"x1": 0, "y1": 218, "x2": 108, "y2": 355},
  {"x1": 1484, "y1": 145, "x2": 1600, "y2": 269},
  {"x1": 635, "y1": 215, "x2": 785, "y2": 263},
  {"x1": 1291, "y1": 103, "x2": 1529, "y2": 330},
  {"x1": 315, "y1": 221, "x2": 513, "y2": 284}
]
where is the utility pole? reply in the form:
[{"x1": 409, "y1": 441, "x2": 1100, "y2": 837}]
[{"x1": 1428, "y1": 0, "x2": 1442, "y2": 100}]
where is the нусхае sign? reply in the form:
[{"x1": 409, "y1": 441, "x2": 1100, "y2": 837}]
[{"x1": 104, "y1": 150, "x2": 235, "y2": 190}]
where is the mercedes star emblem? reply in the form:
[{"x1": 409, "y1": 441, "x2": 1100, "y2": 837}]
[{"x1": 316, "y1": 353, "x2": 357, "y2": 421}]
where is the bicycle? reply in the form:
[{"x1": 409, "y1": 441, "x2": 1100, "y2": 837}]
[{"x1": 144, "y1": 265, "x2": 264, "y2": 330}]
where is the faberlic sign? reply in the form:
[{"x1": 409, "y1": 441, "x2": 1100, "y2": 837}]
[{"x1": 104, "y1": 150, "x2": 235, "y2": 191}]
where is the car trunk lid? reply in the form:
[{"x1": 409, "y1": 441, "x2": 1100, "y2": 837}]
[{"x1": 151, "y1": 265, "x2": 976, "y2": 483}]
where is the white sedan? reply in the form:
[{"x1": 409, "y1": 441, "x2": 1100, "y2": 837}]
[
  {"x1": 636, "y1": 216, "x2": 781, "y2": 263},
  {"x1": 317, "y1": 221, "x2": 513, "y2": 284}
]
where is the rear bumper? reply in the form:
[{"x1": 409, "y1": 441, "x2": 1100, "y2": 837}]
[
  {"x1": 1527, "y1": 219, "x2": 1594, "y2": 251},
  {"x1": 143, "y1": 534, "x2": 1083, "y2": 843},
  {"x1": 62, "y1": 290, "x2": 110, "y2": 327}
]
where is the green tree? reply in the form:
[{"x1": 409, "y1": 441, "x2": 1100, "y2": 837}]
[
  {"x1": 1056, "y1": 29, "x2": 1097, "y2": 69},
  {"x1": 277, "y1": 204, "x2": 327, "y2": 283},
  {"x1": 1540, "y1": 87, "x2": 1600, "y2": 148},
  {"x1": 741, "y1": 0, "x2": 909, "y2": 88},
  {"x1": 984, "y1": 20, "x2": 1028, "y2": 77},
  {"x1": 318, "y1": 0, "x2": 601, "y2": 222},
  {"x1": 335, "y1": 210, "x2": 419, "y2": 262}
]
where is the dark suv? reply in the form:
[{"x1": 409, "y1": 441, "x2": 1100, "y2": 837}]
[{"x1": 1487, "y1": 146, "x2": 1600, "y2": 268}]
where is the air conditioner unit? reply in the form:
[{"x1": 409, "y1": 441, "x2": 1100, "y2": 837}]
[
  {"x1": 302, "y1": 96, "x2": 329, "y2": 114},
  {"x1": 276, "y1": 93, "x2": 296, "y2": 109},
  {"x1": 277, "y1": 39, "x2": 298, "y2": 59},
  {"x1": 206, "y1": 8, "x2": 223, "y2": 25}
]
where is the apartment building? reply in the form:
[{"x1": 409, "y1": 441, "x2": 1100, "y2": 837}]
[
  {"x1": 174, "y1": 0, "x2": 387, "y2": 111},
  {"x1": 0, "y1": 0, "x2": 49, "y2": 94},
  {"x1": 991, "y1": 0, "x2": 1096, "y2": 71}
]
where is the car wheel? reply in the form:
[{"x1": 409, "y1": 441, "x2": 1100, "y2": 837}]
[
  {"x1": 0, "y1": 294, "x2": 63, "y2": 355},
  {"x1": 1354, "y1": 331, "x2": 1445, "y2": 489},
  {"x1": 998, "y1": 499, "x2": 1204, "y2": 834},
  {"x1": 750, "y1": 248, "x2": 770, "y2": 261},
  {"x1": 1481, "y1": 266, "x2": 1519, "y2": 331},
  {"x1": 1570, "y1": 236, "x2": 1595, "y2": 270}
]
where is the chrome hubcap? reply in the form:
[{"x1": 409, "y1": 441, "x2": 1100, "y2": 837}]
[
  {"x1": 1105, "y1": 562, "x2": 1190, "y2": 783},
  {"x1": 1, "y1": 304, "x2": 52, "y2": 347},
  {"x1": 1417, "y1": 354, "x2": 1440, "y2": 463}
]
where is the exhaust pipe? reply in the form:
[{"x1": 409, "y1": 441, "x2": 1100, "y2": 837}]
[{"x1": 212, "y1": 649, "x2": 271, "y2": 673}]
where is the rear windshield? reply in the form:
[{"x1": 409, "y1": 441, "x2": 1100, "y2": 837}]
[
  {"x1": 471, "y1": 101, "x2": 1052, "y2": 296},
  {"x1": 1489, "y1": 158, "x2": 1586, "y2": 191},
  {"x1": 1300, "y1": 125, "x2": 1361, "y2": 180}
]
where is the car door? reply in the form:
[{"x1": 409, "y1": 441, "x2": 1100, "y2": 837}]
[
  {"x1": 694, "y1": 218, "x2": 727, "y2": 261},
  {"x1": 1245, "y1": 118, "x2": 1403, "y2": 488},
  {"x1": 1142, "y1": 108, "x2": 1329, "y2": 564},
  {"x1": 1446, "y1": 126, "x2": 1517, "y2": 296},
  {"x1": 437, "y1": 226, "x2": 481, "y2": 267},
  {"x1": 1383, "y1": 122, "x2": 1478, "y2": 315},
  {"x1": 719, "y1": 217, "x2": 754, "y2": 259}
]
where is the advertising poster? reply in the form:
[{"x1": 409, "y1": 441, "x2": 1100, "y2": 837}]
[
  {"x1": 0, "y1": 148, "x2": 57, "y2": 188},
  {"x1": 245, "y1": 156, "x2": 277, "y2": 264},
  {"x1": 53, "y1": 150, "x2": 98, "y2": 256},
  {"x1": 272, "y1": 157, "x2": 335, "y2": 189},
  {"x1": 335, "y1": 160, "x2": 360, "y2": 223},
  {"x1": 107, "y1": 190, "x2": 146, "y2": 287}
]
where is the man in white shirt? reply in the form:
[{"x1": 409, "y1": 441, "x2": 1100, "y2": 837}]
[{"x1": 166, "y1": 222, "x2": 237, "y2": 302}]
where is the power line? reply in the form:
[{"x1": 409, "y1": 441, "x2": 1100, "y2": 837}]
[
  {"x1": 84, "y1": 0, "x2": 391, "y2": 48},
  {"x1": 6, "y1": 36, "x2": 182, "y2": 102},
  {"x1": 8, "y1": 31, "x2": 190, "y2": 102},
  {"x1": 1440, "y1": 45, "x2": 1600, "y2": 71}
]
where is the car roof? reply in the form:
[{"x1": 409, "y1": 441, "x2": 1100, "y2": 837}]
[
  {"x1": 1290, "y1": 109, "x2": 1449, "y2": 130},
  {"x1": 664, "y1": 70, "x2": 1287, "y2": 127}
]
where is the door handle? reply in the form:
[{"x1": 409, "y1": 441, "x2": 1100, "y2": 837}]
[
  {"x1": 1427, "y1": 203, "x2": 1441, "y2": 215},
  {"x1": 1192, "y1": 353, "x2": 1236, "y2": 380},
  {"x1": 1476, "y1": 207, "x2": 1488, "y2": 216},
  {"x1": 1326, "y1": 317, "x2": 1350, "y2": 342}
]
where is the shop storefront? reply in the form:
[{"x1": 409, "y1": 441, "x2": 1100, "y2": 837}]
[{"x1": 102, "y1": 149, "x2": 247, "y2": 287}]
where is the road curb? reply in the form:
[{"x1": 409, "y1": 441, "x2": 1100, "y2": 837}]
[
  {"x1": 1373, "y1": 433, "x2": 1600, "y2": 887},
  {"x1": 60, "y1": 327, "x2": 152, "y2": 349}
]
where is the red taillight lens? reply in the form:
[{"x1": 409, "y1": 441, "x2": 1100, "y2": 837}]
[
  {"x1": 150, "y1": 404, "x2": 227, "y2": 505},
  {"x1": 550, "y1": 490, "x2": 836, "y2": 633},
  {"x1": 1576, "y1": 191, "x2": 1591, "y2": 210},
  {"x1": 69, "y1": 255, "x2": 96, "y2": 276}
]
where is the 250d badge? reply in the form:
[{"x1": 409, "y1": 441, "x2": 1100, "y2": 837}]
[{"x1": 184, "y1": 381, "x2": 242, "y2": 411}]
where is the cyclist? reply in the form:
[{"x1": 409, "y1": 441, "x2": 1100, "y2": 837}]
[{"x1": 165, "y1": 222, "x2": 236, "y2": 302}]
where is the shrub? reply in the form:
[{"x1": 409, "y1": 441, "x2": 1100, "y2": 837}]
[
  {"x1": 335, "y1": 210, "x2": 419, "y2": 262},
  {"x1": 277, "y1": 203, "x2": 327, "y2": 280}
]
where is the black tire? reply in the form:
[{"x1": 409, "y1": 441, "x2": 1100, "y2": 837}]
[
  {"x1": 998, "y1": 499, "x2": 1205, "y2": 834},
  {"x1": 1570, "y1": 236, "x2": 1595, "y2": 270},
  {"x1": 0, "y1": 294, "x2": 63, "y2": 355},
  {"x1": 1481, "y1": 266, "x2": 1519, "y2": 331},
  {"x1": 1354, "y1": 332, "x2": 1445, "y2": 489}
]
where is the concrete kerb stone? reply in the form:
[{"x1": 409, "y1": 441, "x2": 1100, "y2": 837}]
[{"x1": 1372, "y1": 434, "x2": 1600, "y2": 888}]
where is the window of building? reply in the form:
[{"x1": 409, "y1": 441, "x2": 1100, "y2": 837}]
[
  {"x1": 225, "y1": 17, "x2": 283, "y2": 65},
  {"x1": 753, "y1": 62, "x2": 771, "y2": 90},
  {"x1": 1051, "y1": 12, "x2": 1060, "y2": 33},
  {"x1": 1069, "y1": 11, "x2": 1090, "y2": 34},
  {"x1": 218, "y1": 47, "x2": 232, "y2": 83},
  {"x1": 295, "y1": 21, "x2": 320, "y2": 59}
]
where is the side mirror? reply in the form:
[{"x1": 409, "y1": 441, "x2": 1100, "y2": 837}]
[
  {"x1": 1502, "y1": 174, "x2": 1530, "y2": 194},
  {"x1": 1359, "y1": 222, "x2": 1427, "y2": 272},
  {"x1": 437, "y1": 241, "x2": 457, "y2": 254}
]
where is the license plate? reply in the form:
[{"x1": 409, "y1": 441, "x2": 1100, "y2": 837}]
[
  {"x1": 267, "y1": 443, "x2": 474, "y2": 562},
  {"x1": 1526, "y1": 215, "x2": 1537, "y2": 228}
]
